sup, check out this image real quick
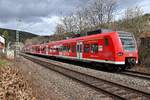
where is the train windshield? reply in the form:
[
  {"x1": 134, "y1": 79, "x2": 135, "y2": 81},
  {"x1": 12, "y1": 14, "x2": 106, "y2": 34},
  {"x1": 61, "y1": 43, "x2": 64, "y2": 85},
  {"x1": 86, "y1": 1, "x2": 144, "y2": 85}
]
[{"x1": 119, "y1": 32, "x2": 136, "y2": 51}]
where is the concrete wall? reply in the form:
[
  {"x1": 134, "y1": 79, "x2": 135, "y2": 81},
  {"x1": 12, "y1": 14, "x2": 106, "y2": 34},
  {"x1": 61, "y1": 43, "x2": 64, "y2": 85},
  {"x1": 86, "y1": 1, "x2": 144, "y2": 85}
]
[{"x1": 6, "y1": 49, "x2": 15, "y2": 60}]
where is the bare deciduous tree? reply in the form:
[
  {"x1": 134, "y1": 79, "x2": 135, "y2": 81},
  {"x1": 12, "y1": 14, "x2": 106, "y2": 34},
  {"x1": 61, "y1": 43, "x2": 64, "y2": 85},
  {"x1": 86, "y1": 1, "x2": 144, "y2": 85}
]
[
  {"x1": 55, "y1": 23, "x2": 65, "y2": 34},
  {"x1": 55, "y1": 0, "x2": 118, "y2": 34},
  {"x1": 122, "y1": 6, "x2": 144, "y2": 38}
]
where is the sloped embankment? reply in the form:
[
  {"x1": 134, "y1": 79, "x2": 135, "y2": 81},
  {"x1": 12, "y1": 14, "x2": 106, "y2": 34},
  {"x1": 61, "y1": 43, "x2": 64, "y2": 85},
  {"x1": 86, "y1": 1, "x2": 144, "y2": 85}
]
[{"x1": 0, "y1": 59, "x2": 36, "y2": 100}]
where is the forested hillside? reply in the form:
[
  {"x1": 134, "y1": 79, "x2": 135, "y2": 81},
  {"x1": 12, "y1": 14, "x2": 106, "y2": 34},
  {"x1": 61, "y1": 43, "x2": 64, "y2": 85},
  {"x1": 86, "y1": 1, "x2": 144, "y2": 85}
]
[{"x1": 0, "y1": 28, "x2": 38, "y2": 43}]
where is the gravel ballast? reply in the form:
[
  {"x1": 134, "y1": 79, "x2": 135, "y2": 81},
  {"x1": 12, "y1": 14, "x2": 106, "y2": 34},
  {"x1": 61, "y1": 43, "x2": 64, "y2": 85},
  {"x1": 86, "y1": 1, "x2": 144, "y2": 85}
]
[
  {"x1": 52, "y1": 59, "x2": 150, "y2": 92},
  {"x1": 15, "y1": 57, "x2": 113, "y2": 100},
  {"x1": 28, "y1": 54, "x2": 150, "y2": 93}
]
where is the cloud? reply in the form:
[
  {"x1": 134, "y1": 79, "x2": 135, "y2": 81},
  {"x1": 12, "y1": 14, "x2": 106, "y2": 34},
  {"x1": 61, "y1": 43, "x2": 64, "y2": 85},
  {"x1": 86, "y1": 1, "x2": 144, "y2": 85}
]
[
  {"x1": 0, "y1": 0, "x2": 149, "y2": 35},
  {"x1": 0, "y1": 16, "x2": 60, "y2": 35},
  {"x1": 24, "y1": 16, "x2": 60, "y2": 35},
  {"x1": 0, "y1": 0, "x2": 88, "y2": 35},
  {"x1": 0, "y1": 0, "x2": 88, "y2": 23},
  {"x1": 118, "y1": 0, "x2": 141, "y2": 9},
  {"x1": 138, "y1": 0, "x2": 150, "y2": 13},
  {"x1": 117, "y1": 0, "x2": 150, "y2": 13}
]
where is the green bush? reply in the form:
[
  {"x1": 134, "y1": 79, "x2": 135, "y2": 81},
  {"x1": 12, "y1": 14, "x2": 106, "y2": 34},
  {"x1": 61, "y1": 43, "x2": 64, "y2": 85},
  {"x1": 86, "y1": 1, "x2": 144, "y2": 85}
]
[
  {"x1": 138, "y1": 47, "x2": 150, "y2": 66},
  {"x1": 0, "y1": 53, "x2": 7, "y2": 67},
  {"x1": 0, "y1": 59, "x2": 6, "y2": 67}
]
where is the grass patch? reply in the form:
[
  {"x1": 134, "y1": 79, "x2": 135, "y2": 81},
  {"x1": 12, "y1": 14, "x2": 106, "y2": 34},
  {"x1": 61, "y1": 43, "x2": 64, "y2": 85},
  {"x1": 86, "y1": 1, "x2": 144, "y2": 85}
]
[
  {"x1": 0, "y1": 59, "x2": 7, "y2": 67},
  {"x1": 0, "y1": 53, "x2": 7, "y2": 67}
]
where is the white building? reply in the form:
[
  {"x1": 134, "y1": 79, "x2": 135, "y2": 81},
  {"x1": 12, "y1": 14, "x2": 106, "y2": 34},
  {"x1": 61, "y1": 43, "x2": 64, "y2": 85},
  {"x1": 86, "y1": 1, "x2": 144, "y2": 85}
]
[{"x1": 0, "y1": 36, "x2": 5, "y2": 53}]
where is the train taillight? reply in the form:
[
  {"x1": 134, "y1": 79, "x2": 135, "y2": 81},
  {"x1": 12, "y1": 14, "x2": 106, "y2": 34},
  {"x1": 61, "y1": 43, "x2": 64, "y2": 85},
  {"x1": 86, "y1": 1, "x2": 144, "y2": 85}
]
[{"x1": 117, "y1": 52, "x2": 123, "y2": 56}]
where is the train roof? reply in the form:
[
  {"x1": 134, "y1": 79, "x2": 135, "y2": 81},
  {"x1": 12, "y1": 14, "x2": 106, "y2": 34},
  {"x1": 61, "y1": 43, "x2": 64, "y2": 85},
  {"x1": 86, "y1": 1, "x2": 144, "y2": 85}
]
[
  {"x1": 29, "y1": 30, "x2": 133, "y2": 47},
  {"x1": 48, "y1": 31, "x2": 118, "y2": 45}
]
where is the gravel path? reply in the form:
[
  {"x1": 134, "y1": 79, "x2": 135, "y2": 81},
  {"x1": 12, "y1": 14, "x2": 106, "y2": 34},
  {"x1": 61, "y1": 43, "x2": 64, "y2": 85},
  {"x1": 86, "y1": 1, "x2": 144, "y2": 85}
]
[{"x1": 15, "y1": 57, "x2": 113, "y2": 100}]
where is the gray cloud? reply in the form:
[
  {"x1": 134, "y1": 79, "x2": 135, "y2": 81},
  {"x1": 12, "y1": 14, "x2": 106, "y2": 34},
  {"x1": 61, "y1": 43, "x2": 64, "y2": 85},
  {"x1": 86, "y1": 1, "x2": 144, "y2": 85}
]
[
  {"x1": 118, "y1": 0, "x2": 141, "y2": 9},
  {"x1": 0, "y1": 0, "x2": 89, "y2": 35},
  {"x1": 0, "y1": 0, "x2": 149, "y2": 35},
  {"x1": 0, "y1": 0, "x2": 88, "y2": 23}
]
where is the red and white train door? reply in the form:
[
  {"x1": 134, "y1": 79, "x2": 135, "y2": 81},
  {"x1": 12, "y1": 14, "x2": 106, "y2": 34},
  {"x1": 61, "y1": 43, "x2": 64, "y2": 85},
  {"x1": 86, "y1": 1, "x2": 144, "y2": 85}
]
[
  {"x1": 77, "y1": 41, "x2": 83, "y2": 59},
  {"x1": 46, "y1": 45, "x2": 49, "y2": 55}
]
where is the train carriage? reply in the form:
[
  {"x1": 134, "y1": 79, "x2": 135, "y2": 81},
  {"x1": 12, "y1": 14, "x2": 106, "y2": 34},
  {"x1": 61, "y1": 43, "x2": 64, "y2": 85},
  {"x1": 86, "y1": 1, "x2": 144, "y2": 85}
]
[{"x1": 25, "y1": 30, "x2": 138, "y2": 70}]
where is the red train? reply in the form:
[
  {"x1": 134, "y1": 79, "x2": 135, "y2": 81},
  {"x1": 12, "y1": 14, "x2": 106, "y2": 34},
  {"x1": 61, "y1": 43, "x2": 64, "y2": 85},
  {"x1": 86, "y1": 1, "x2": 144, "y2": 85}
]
[{"x1": 24, "y1": 30, "x2": 138, "y2": 70}]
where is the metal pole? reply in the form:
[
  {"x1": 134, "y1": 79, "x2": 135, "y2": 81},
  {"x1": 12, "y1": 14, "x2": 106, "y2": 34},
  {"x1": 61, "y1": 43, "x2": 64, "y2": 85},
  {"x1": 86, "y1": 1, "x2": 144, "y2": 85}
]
[{"x1": 16, "y1": 30, "x2": 20, "y2": 58}]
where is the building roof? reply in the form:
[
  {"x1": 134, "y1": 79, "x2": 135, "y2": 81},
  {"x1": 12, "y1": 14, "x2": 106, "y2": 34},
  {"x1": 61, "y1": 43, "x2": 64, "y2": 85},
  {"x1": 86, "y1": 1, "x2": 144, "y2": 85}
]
[{"x1": 140, "y1": 32, "x2": 150, "y2": 38}]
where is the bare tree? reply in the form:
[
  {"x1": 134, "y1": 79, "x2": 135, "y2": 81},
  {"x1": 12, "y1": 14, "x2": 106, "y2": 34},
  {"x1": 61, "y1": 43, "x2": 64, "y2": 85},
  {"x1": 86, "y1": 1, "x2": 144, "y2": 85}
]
[
  {"x1": 55, "y1": 0, "x2": 117, "y2": 34},
  {"x1": 62, "y1": 15, "x2": 75, "y2": 32},
  {"x1": 55, "y1": 23, "x2": 65, "y2": 34},
  {"x1": 86, "y1": 0, "x2": 117, "y2": 28},
  {"x1": 122, "y1": 6, "x2": 144, "y2": 37}
]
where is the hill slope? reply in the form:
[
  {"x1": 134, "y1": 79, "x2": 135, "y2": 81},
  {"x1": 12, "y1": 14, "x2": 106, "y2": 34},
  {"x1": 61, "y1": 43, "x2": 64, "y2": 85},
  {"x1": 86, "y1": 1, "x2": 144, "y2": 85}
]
[{"x1": 0, "y1": 28, "x2": 38, "y2": 43}]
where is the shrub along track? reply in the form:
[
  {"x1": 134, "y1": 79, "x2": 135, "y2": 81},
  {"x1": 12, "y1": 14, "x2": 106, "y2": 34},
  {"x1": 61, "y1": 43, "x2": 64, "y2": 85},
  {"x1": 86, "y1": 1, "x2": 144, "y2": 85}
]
[
  {"x1": 21, "y1": 53, "x2": 150, "y2": 100},
  {"x1": 0, "y1": 58, "x2": 36, "y2": 100}
]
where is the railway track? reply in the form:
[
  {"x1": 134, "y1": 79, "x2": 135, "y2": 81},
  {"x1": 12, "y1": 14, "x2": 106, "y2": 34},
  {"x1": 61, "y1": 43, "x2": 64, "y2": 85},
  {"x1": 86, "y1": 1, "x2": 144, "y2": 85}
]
[
  {"x1": 21, "y1": 53, "x2": 150, "y2": 100},
  {"x1": 121, "y1": 70, "x2": 150, "y2": 80}
]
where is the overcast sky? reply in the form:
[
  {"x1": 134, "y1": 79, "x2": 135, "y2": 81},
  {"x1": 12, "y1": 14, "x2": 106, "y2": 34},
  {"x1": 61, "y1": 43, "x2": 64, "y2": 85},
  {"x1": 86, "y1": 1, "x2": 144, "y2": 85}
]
[{"x1": 0, "y1": 0, "x2": 150, "y2": 35}]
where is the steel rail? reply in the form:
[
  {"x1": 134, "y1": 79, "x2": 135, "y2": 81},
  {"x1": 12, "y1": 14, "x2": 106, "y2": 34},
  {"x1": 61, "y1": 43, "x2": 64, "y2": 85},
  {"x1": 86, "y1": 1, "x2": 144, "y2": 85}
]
[{"x1": 121, "y1": 70, "x2": 150, "y2": 80}]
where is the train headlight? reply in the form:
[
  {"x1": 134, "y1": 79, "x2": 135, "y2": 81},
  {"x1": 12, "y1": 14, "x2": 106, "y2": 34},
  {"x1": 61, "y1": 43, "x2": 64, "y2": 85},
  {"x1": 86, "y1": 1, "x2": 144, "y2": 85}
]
[{"x1": 117, "y1": 52, "x2": 123, "y2": 56}]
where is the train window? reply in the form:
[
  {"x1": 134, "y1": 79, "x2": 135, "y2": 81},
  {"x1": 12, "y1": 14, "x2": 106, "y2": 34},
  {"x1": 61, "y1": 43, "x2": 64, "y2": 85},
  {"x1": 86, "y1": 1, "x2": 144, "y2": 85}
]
[
  {"x1": 77, "y1": 45, "x2": 82, "y2": 52},
  {"x1": 62, "y1": 47, "x2": 64, "y2": 51},
  {"x1": 41, "y1": 47, "x2": 45, "y2": 51},
  {"x1": 63, "y1": 46, "x2": 66, "y2": 51},
  {"x1": 49, "y1": 48, "x2": 52, "y2": 52},
  {"x1": 80, "y1": 45, "x2": 82, "y2": 52},
  {"x1": 105, "y1": 38, "x2": 109, "y2": 46},
  {"x1": 61, "y1": 47, "x2": 63, "y2": 51},
  {"x1": 37, "y1": 48, "x2": 40, "y2": 51},
  {"x1": 91, "y1": 44, "x2": 98, "y2": 53},
  {"x1": 67, "y1": 46, "x2": 70, "y2": 52},
  {"x1": 56, "y1": 48, "x2": 59, "y2": 52},
  {"x1": 77, "y1": 45, "x2": 79, "y2": 52},
  {"x1": 63, "y1": 46, "x2": 69, "y2": 52},
  {"x1": 58, "y1": 47, "x2": 62, "y2": 52},
  {"x1": 46, "y1": 47, "x2": 48, "y2": 52},
  {"x1": 84, "y1": 44, "x2": 90, "y2": 53},
  {"x1": 43, "y1": 47, "x2": 46, "y2": 51},
  {"x1": 72, "y1": 45, "x2": 76, "y2": 52}
]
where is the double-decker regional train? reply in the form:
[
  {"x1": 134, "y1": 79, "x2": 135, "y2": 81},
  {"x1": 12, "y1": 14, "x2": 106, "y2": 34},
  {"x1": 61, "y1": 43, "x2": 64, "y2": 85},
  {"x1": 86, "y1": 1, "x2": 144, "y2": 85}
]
[{"x1": 24, "y1": 30, "x2": 138, "y2": 71}]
